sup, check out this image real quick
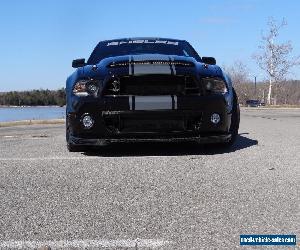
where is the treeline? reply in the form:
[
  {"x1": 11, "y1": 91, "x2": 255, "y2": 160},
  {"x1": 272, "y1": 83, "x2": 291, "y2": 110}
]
[
  {"x1": 224, "y1": 61, "x2": 300, "y2": 105},
  {"x1": 0, "y1": 81, "x2": 299, "y2": 106},
  {"x1": 234, "y1": 80, "x2": 300, "y2": 105},
  {"x1": 0, "y1": 89, "x2": 66, "y2": 106}
]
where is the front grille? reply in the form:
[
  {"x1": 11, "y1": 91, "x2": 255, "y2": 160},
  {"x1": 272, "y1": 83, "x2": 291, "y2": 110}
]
[{"x1": 103, "y1": 75, "x2": 200, "y2": 95}]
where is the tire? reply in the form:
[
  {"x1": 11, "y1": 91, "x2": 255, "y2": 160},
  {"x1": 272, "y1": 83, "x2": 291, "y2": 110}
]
[
  {"x1": 219, "y1": 88, "x2": 240, "y2": 147},
  {"x1": 67, "y1": 142, "x2": 84, "y2": 152},
  {"x1": 66, "y1": 119, "x2": 85, "y2": 152}
]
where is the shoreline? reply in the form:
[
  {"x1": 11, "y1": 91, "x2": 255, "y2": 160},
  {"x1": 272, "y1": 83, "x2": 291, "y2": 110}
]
[{"x1": 0, "y1": 119, "x2": 65, "y2": 127}]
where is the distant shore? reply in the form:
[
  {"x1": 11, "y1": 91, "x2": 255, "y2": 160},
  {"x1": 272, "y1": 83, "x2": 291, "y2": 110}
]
[{"x1": 0, "y1": 106, "x2": 65, "y2": 123}]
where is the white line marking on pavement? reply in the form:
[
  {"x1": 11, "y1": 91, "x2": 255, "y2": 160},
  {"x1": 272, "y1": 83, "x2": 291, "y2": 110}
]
[
  {"x1": 0, "y1": 155, "x2": 190, "y2": 161},
  {"x1": 0, "y1": 157, "x2": 100, "y2": 161},
  {"x1": 0, "y1": 239, "x2": 172, "y2": 249},
  {"x1": 1, "y1": 137, "x2": 48, "y2": 140}
]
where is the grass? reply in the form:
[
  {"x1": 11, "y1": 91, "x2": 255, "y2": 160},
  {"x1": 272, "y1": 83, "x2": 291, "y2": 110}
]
[{"x1": 0, "y1": 119, "x2": 65, "y2": 127}]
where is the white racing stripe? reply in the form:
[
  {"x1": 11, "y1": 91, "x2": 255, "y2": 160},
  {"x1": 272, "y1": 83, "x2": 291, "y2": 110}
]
[
  {"x1": 135, "y1": 95, "x2": 172, "y2": 110},
  {"x1": 128, "y1": 95, "x2": 177, "y2": 111},
  {"x1": 0, "y1": 239, "x2": 172, "y2": 249},
  {"x1": 131, "y1": 54, "x2": 172, "y2": 75},
  {"x1": 132, "y1": 54, "x2": 170, "y2": 61},
  {"x1": 134, "y1": 64, "x2": 171, "y2": 75},
  {"x1": 128, "y1": 56, "x2": 133, "y2": 75},
  {"x1": 174, "y1": 95, "x2": 178, "y2": 110},
  {"x1": 129, "y1": 95, "x2": 133, "y2": 110},
  {"x1": 169, "y1": 56, "x2": 177, "y2": 75}
]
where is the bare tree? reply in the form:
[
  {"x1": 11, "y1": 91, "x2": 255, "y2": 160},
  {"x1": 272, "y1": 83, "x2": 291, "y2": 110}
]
[
  {"x1": 253, "y1": 17, "x2": 300, "y2": 105},
  {"x1": 223, "y1": 61, "x2": 253, "y2": 103},
  {"x1": 223, "y1": 60, "x2": 250, "y2": 85}
]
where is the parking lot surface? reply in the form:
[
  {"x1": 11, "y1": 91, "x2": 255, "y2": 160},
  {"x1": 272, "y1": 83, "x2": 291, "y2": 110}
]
[{"x1": 0, "y1": 108, "x2": 299, "y2": 249}]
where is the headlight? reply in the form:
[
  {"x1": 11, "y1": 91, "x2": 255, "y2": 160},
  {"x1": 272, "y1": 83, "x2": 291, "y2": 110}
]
[
  {"x1": 202, "y1": 77, "x2": 228, "y2": 94},
  {"x1": 73, "y1": 79, "x2": 99, "y2": 97}
]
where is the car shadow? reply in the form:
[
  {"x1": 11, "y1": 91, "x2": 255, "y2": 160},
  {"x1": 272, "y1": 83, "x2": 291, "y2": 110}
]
[{"x1": 82, "y1": 134, "x2": 258, "y2": 157}]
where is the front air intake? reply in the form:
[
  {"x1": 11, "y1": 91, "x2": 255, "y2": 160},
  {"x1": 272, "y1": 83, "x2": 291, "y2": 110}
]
[
  {"x1": 103, "y1": 75, "x2": 201, "y2": 96},
  {"x1": 108, "y1": 60, "x2": 195, "y2": 68}
]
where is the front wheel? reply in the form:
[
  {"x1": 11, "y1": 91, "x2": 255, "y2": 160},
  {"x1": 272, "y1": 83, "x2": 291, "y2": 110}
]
[
  {"x1": 220, "y1": 89, "x2": 240, "y2": 147},
  {"x1": 66, "y1": 120, "x2": 86, "y2": 152}
]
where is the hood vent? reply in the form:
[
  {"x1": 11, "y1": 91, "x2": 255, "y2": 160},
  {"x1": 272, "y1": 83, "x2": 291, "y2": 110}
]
[{"x1": 108, "y1": 60, "x2": 194, "y2": 68}]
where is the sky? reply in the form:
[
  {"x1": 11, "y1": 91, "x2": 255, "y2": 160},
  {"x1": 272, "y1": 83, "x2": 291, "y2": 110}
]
[{"x1": 0, "y1": 0, "x2": 300, "y2": 91}]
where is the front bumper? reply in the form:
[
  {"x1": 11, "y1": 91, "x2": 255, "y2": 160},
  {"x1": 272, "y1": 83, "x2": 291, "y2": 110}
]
[
  {"x1": 67, "y1": 94, "x2": 232, "y2": 145},
  {"x1": 69, "y1": 133, "x2": 232, "y2": 146}
]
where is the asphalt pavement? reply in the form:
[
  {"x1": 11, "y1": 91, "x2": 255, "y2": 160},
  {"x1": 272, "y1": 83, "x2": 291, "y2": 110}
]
[{"x1": 0, "y1": 108, "x2": 299, "y2": 249}]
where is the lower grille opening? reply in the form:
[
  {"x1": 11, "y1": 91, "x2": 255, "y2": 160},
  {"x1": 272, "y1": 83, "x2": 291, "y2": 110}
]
[
  {"x1": 122, "y1": 118, "x2": 185, "y2": 132},
  {"x1": 102, "y1": 112, "x2": 202, "y2": 133}
]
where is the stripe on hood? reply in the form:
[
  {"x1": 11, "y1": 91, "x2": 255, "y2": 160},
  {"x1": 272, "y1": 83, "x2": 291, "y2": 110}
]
[{"x1": 130, "y1": 55, "x2": 175, "y2": 75}]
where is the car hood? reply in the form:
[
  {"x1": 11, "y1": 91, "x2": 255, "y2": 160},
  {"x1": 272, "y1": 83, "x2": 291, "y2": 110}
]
[{"x1": 82, "y1": 53, "x2": 223, "y2": 78}]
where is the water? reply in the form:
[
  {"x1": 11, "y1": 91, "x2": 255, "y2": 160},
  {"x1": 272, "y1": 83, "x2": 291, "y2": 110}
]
[{"x1": 0, "y1": 106, "x2": 65, "y2": 122}]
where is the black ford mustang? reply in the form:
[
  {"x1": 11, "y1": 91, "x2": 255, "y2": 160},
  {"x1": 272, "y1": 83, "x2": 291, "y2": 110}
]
[{"x1": 66, "y1": 38, "x2": 240, "y2": 151}]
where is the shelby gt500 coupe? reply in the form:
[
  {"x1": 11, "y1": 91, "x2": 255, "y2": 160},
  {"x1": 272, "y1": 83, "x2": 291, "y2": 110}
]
[{"x1": 66, "y1": 38, "x2": 240, "y2": 151}]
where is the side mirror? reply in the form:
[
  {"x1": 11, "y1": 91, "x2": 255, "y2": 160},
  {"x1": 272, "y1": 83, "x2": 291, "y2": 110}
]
[
  {"x1": 72, "y1": 58, "x2": 86, "y2": 68},
  {"x1": 202, "y1": 57, "x2": 216, "y2": 65}
]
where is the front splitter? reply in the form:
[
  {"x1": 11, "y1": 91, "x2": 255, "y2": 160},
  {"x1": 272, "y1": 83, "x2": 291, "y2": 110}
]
[{"x1": 69, "y1": 134, "x2": 231, "y2": 146}]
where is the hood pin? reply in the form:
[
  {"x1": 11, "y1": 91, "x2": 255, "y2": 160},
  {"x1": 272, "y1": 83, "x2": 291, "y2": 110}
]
[{"x1": 92, "y1": 65, "x2": 98, "y2": 71}]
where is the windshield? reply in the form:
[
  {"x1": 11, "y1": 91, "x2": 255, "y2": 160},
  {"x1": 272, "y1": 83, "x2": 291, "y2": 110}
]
[{"x1": 87, "y1": 39, "x2": 201, "y2": 64}]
